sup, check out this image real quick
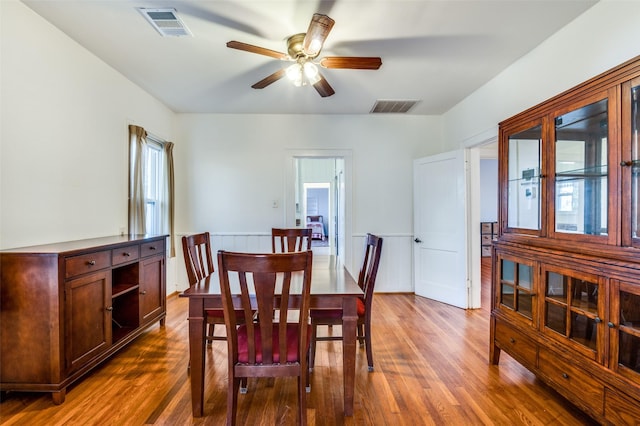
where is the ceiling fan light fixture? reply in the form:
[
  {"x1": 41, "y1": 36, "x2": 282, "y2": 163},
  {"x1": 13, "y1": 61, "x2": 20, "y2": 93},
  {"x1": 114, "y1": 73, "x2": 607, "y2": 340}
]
[
  {"x1": 286, "y1": 63, "x2": 304, "y2": 87},
  {"x1": 286, "y1": 62, "x2": 320, "y2": 87},
  {"x1": 303, "y1": 62, "x2": 321, "y2": 85}
]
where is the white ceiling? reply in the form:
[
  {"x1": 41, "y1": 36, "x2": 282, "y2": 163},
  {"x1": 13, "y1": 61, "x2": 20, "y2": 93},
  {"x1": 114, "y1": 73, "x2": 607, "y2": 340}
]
[{"x1": 22, "y1": 0, "x2": 598, "y2": 115}]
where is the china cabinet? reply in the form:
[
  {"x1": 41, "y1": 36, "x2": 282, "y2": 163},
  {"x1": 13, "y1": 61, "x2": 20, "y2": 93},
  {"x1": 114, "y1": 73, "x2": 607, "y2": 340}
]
[
  {"x1": 491, "y1": 55, "x2": 640, "y2": 424},
  {"x1": 0, "y1": 235, "x2": 166, "y2": 403}
]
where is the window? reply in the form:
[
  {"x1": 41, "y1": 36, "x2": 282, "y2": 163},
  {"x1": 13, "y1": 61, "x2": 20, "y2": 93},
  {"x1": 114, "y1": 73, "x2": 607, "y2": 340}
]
[
  {"x1": 144, "y1": 138, "x2": 163, "y2": 235},
  {"x1": 128, "y1": 125, "x2": 174, "y2": 256}
]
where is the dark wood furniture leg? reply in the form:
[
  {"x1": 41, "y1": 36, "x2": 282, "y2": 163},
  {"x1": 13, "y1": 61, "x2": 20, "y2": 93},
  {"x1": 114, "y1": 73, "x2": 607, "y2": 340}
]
[
  {"x1": 188, "y1": 298, "x2": 206, "y2": 417},
  {"x1": 342, "y1": 296, "x2": 357, "y2": 416}
]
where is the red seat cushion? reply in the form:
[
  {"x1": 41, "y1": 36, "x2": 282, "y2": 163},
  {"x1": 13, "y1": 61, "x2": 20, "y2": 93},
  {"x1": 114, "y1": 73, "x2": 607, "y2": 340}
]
[
  {"x1": 309, "y1": 297, "x2": 365, "y2": 319},
  {"x1": 237, "y1": 323, "x2": 311, "y2": 364}
]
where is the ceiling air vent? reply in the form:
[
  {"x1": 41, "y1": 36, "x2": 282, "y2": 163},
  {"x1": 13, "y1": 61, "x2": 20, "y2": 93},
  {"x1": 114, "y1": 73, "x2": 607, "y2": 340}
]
[
  {"x1": 138, "y1": 8, "x2": 192, "y2": 37},
  {"x1": 370, "y1": 100, "x2": 420, "y2": 114}
]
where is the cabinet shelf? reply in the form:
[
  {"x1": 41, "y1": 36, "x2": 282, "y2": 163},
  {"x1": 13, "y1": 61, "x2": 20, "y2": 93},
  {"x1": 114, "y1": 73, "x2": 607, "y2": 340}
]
[{"x1": 112, "y1": 283, "x2": 139, "y2": 298}]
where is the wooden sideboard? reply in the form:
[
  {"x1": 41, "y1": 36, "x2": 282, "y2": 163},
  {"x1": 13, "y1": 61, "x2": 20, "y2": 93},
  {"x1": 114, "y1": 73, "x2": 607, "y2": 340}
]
[{"x1": 0, "y1": 235, "x2": 167, "y2": 403}]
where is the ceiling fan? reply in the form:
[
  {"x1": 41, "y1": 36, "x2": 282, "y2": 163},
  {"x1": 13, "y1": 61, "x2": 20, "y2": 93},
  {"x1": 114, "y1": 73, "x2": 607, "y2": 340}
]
[{"x1": 226, "y1": 14, "x2": 382, "y2": 97}]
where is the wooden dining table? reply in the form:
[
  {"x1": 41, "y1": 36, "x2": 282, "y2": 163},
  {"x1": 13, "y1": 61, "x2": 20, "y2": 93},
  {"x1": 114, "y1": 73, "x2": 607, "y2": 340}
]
[{"x1": 180, "y1": 254, "x2": 363, "y2": 417}]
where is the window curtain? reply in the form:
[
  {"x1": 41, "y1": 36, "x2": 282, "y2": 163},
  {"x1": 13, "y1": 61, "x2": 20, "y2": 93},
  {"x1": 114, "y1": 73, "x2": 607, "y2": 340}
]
[
  {"x1": 163, "y1": 142, "x2": 176, "y2": 257},
  {"x1": 129, "y1": 125, "x2": 147, "y2": 235}
]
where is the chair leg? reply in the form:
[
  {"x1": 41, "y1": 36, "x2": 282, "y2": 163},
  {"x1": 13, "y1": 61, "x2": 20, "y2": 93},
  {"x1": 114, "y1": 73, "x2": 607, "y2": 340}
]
[
  {"x1": 357, "y1": 323, "x2": 365, "y2": 346},
  {"x1": 298, "y1": 375, "x2": 308, "y2": 426},
  {"x1": 364, "y1": 320, "x2": 373, "y2": 372},
  {"x1": 227, "y1": 374, "x2": 240, "y2": 426},
  {"x1": 309, "y1": 323, "x2": 318, "y2": 370},
  {"x1": 207, "y1": 323, "x2": 215, "y2": 346}
]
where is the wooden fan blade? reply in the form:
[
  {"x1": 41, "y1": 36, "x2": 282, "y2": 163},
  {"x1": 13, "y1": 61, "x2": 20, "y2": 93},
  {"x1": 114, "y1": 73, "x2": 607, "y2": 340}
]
[
  {"x1": 251, "y1": 69, "x2": 286, "y2": 89},
  {"x1": 302, "y1": 14, "x2": 335, "y2": 57},
  {"x1": 320, "y1": 56, "x2": 382, "y2": 70},
  {"x1": 313, "y1": 74, "x2": 335, "y2": 97},
  {"x1": 226, "y1": 41, "x2": 288, "y2": 60}
]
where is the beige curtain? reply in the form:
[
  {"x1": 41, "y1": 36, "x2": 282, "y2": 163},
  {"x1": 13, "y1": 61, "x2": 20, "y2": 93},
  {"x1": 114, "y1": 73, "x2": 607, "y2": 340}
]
[
  {"x1": 163, "y1": 142, "x2": 176, "y2": 257},
  {"x1": 128, "y1": 125, "x2": 147, "y2": 235}
]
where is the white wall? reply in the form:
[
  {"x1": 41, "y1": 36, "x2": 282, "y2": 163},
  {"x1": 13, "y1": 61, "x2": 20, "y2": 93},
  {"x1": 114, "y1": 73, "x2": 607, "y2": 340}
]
[
  {"x1": 0, "y1": 0, "x2": 176, "y2": 249},
  {"x1": 443, "y1": 0, "x2": 640, "y2": 149},
  {"x1": 172, "y1": 114, "x2": 440, "y2": 293}
]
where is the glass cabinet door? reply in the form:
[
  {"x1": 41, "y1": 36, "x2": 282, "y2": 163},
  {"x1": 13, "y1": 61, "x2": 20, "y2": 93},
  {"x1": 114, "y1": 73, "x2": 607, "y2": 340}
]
[
  {"x1": 611, "y1": 280, "x2": 640, "y2": 381},
  {"x1": 553, "y1": 98, "x2": 608, "y2": 237},
  {"x1": 542, "y1": 266, "x2": 603, "y2": 360},
  {"x1": 626, "y1": 80, "x2": 640, "y2": 246},
  {"x1": 497, "y1": 256, "x2": 535, "y2": 322},
  {"x1": 506, "y1": 125, "x2": 542, "y2": 232}
]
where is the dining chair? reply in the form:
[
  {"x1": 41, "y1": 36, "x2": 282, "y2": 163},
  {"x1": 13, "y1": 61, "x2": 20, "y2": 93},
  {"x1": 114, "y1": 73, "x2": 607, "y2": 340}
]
[
  {"x1": 218, "y1": 250, "x2": 313, "y2": 426},
  {"x1": 182, "y1": 232, "x2": 222, "y2": 345},
  {"x1": 309, "y1": 233, "x2": 383, "y2": 372},
  {"x1": 271, "y1": 227, "x2": 312, "y2": 253}
]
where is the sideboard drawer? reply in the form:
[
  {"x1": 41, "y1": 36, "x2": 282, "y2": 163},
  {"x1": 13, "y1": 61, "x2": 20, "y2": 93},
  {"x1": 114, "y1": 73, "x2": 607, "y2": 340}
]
[
  {"x1": 539, "y1": 348, "x2": 604, "y2": 416},
  {"x1": 141, "y1": 240, "x2": 164, "y2": 258},
  {"x1": 494, "y1": 321, "x2": 537, "y2": 369},
  {"x1": 65, "y1": 251, "x2": 111, "y2": 278},
  {"x1": 111, "y1": 245, "x2": 140, "y2": 266}
]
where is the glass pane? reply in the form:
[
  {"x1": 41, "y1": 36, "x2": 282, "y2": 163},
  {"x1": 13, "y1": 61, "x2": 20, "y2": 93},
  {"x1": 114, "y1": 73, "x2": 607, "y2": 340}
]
[
  {"x1": 570, "y1": 313, "x2": 597, "y2": 350},
  {"x1": 619, "y1": 332, "x2": 640, "y2": 373},
  {"x1": 518, "y1": 264, "x2": 532, "y2": 290},
  {"x1": 555, "y1": 99, "x2": 608, "y2": 235},
  {"x1": 621, "y1": 291, "x2": 640, "y2": 329},
  {"x1": 502, "y1": 260, "x2": 515, "y2": 283},
  {"x1": 632, "y1": 85, "x2": 640, "y2": 239},
  {"x1": 507, "y1": 126, "x2": 541, "y2": 230},
  {"x1": 618, "y1": 291, "x2": 639, "y2": 372},
  {"x1": 546, "y1": 271, "x2": 567, "y2": 302},
  {"x1": 571, "y1": 279, "x2": 598, "y2": 313},
  {"x1": 501, "y1": 283, "x2": 515, "y2": 309},
  {"x1": 517, "y1": 292, "x2": 533, "y2": 319},
  {"x1": 546, "y1": 303, "x2": 566, "y2": 334}
]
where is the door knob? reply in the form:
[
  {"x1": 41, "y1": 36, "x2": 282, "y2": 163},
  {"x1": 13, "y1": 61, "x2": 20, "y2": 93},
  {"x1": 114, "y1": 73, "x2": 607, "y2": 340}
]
[{"x1": 414, "y1": 238, "x2": 422, "y2": 243}]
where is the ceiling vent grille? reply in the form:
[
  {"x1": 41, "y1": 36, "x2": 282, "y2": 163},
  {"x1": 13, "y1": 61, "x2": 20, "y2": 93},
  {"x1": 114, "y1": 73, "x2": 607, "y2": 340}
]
[
  {"x1": 370, "y1": 100, "x2": 420, "y2": 114},
  {"x1": 138, "y1": 8, "x2": 192, "y2": 37}
]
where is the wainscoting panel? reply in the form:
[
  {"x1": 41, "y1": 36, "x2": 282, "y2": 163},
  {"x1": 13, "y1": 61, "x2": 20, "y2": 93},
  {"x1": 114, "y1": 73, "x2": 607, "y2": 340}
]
[
  {"x1": 350, "y1": 233, "x2": 413, "y2": 293},
  {"x1": 175, "y1": 232, "x2": 414, "y2": 294}
]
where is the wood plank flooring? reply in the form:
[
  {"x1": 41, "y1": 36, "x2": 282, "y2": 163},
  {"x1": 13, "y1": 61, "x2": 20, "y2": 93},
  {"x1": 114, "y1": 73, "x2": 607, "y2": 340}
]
[{"x1": 0, "y1": 258, "x2": 598, "y2": 425}]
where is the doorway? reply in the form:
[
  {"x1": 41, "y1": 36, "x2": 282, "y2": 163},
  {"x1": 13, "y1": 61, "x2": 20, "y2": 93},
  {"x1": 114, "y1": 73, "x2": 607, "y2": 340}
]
[{"x1": 285, "y1": 154, "x2": 350, "y2": 266}]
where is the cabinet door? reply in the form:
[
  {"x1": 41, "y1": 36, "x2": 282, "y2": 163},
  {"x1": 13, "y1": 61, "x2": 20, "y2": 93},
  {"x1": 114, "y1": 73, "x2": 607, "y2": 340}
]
[
  {"x1": 500, "y1": 121, "x2": 544, "y2": 236},
  {"x1": 541, "y1": 265, "x2": 605, "y2": 362},
  {"x1": 495, "y1": 253, "x2": 536, "y2": 325},
  {"x1": 549, "y1": 91, "x2": 616, "y2": 245},
  {"x1": 139, "y1": 255, "x2": 165, "y2": 325},
  {"x1": 621, "y1": 77, "x2": 640, "y2": 248},
  {"x1": 609, "y1": 279, "x2": 640, "y2": 382},
  {"x1": 65, "y1": 271, "x2": 111, "y2": 373}
]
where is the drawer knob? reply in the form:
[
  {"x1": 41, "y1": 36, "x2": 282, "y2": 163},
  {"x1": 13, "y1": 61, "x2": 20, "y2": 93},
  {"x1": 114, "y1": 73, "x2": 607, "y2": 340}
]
[
  {"x1": 123, "y1": 252, "x2": 131, "y2": 257},
  {"x1": 594, "y1": 317, "x2": 602, "y2": 324},
  {"x1": 87, "y1": 260, "x2": 96, "y2": 266},
  {"x1": 608, "y1": 322, "x2": 615, "y2": 328},
  {"x1": 106, "y1": 306, "x2": 113, "y2": 312},
  {"x1": 510, "y1": 338, "x2": 515, "y2": 344},
  {"x1": 140, "y1": 290, "x2": 147, "y2": 295},
  {"x1": 562, "y1": 373, "x2": 569, "y2": 379},
  {"x1": 149, "y1": 246, "x2": 156, "y2": 250}
]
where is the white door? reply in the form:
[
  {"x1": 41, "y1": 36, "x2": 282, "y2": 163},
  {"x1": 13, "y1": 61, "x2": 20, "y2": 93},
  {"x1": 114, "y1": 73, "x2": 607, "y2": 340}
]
[{"x1": 413, "y1": 149, "x2": 470, "y2": 308}]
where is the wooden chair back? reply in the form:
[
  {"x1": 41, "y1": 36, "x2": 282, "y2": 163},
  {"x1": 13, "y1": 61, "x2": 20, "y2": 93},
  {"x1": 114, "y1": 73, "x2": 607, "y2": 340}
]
[
  {"x1": 271, "y1": 228, "x2": 312, "y2": 253},
  {"x1": 217, "y1": 250, "x2": 313, "y2": 425},
  {"x1": 358, "y1": 233, "x2": 384, "y2": 310},
  {"x1": 181, "y1": 232, "x2": 215, "y2": 285}
]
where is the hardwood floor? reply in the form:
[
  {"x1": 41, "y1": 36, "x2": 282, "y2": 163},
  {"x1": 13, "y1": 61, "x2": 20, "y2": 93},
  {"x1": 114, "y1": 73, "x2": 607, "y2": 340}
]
[{"x1": 0, "y1": 257, "x2": 597, "y2": 425}]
